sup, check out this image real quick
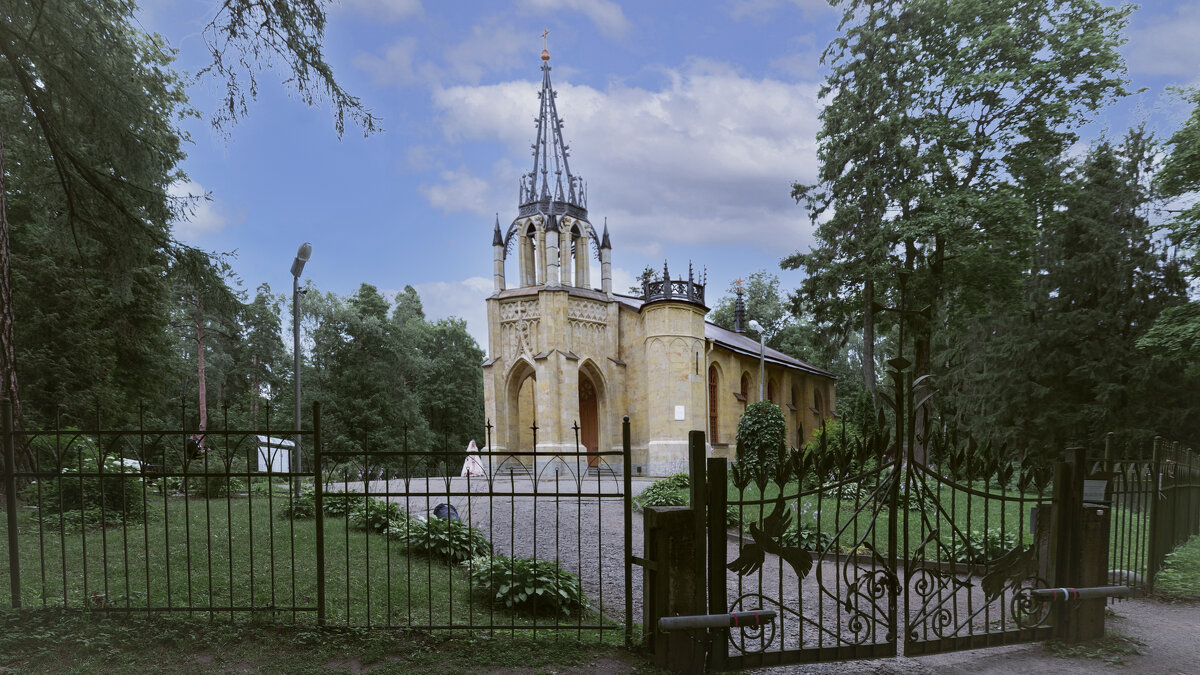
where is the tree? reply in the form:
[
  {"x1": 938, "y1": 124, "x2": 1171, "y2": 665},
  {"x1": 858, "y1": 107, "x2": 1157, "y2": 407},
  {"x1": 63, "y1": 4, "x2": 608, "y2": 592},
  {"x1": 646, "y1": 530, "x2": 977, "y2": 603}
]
[
  {"x1": 787, "y1": 0, "x2": 1131, "y2": 440},
  {"x1": 240, "y1": 284, "x2": 288, "y2": 426},
  {"x1": 1, "y1": 0, "x2": 191, "y2": 467},
  {"x1": 708, "y1": 271, "x2": 791, "y2": 343},
  {"x1": 1141, "y1": 88, "x2": 1200, "y2": 368},
  {"x1": 946, "y1": 133, "x2": 1195, "y2": 447},
  {"x1": 420, "y1": 318, "x2": 485, "y2": 454}
]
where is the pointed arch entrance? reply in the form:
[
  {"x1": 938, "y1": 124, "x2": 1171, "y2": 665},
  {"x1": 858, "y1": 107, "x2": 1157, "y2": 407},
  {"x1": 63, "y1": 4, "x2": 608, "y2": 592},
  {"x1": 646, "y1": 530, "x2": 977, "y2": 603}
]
[{"x1": 578, "y1": 372, "x2": 599, "y2": 466}]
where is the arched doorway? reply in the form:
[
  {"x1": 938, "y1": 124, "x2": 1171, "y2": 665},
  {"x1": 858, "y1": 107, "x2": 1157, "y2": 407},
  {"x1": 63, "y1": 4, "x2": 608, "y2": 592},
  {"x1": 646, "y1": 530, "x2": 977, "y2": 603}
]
[{"x1": 578, "y1": 374, "x2": 599, "y2": 466}]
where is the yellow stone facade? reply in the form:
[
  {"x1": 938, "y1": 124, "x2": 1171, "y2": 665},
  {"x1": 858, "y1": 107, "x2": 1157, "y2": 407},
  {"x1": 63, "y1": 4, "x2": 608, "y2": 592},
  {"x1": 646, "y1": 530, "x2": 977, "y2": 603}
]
[{"x1": 481, "y1": 52, "x2": 836, "y2": 475}]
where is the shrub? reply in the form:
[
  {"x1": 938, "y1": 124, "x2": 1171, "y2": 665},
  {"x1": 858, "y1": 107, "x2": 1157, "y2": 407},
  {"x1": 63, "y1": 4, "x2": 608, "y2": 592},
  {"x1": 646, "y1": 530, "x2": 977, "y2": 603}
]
[
  {"x1": 780, "y1": 524, "x2": 833, "y2": 551},
  {"x1": 33, "y1": 454, "x2": 145, "y2": 527},
  {"x1": 349, "y1": 498, "x2": 407, "y2": 534},
  {"x1": 1155, "y1": 535, "x2": 1200, "y2": 600},
  {"x1": 280, "y1": 487, "x2": 317, "y2": 519},
  {"x1": 634, "y1": 477, "x2": 688, "y2": 511},
  {"x1": 949, "y1": 528, "x2": 1020, "y2": 564},
  {"x1": 735, "y1": 402, "x2": 787, "y2": 477},
  {"x1": 185, "y1": 457, "x2": 244, "y2": 498},
  {"x1": 322, "y1": 490, "x2": 355, "y2": 517},
  {"x1": 390, "y1": 517, "x2": 491, "y2": 562},
  {"x1": 467, "y1": 554, "x2": 586, "y2": 616}
]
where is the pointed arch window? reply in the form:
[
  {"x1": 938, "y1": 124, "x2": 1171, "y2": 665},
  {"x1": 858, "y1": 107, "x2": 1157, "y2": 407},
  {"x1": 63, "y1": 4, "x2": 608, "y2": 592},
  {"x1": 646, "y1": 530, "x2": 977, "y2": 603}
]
[
  {"x1": 740, "y1": 373, "x2": 750, "y2": 412},
  {"x1": 767, "y1": 379, "x2": 776, "y2": 404}
]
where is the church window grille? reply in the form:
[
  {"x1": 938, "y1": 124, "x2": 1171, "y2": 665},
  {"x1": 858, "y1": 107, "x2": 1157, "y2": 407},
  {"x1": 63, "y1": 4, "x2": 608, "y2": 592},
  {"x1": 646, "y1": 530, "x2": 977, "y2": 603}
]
[{"x1": 708, "y1": 365, "x2": 719, "y2": 442}]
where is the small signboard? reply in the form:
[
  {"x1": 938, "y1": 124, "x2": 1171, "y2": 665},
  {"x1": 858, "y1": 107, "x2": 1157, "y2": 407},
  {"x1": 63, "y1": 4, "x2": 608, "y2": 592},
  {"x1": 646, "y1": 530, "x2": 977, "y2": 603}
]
[{"x1": 1083, "y1": 478, "x2": 1109, "y2": 505}]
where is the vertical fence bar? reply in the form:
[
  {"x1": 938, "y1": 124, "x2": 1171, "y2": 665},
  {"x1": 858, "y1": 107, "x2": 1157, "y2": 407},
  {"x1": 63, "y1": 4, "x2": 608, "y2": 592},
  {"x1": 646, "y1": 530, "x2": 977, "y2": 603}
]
[
  {"x1": 707, "y1": 456, "x2": 728, "y2": 669},
  {"x1": 313, "y1": 402, "x2": 325, "y2": 626},
  {"x1": 622, "y1": 416, "x2": 633, "y2": 648},
  {"x1": 1148, "y1": 438, "x2": 1164, "y2": 590},
  {"x1": 688, "y1": 429, "x2": 707, "y2": 625},
  {"x1": 3, "y1": 398, "x2": 19, "y2": 609}
]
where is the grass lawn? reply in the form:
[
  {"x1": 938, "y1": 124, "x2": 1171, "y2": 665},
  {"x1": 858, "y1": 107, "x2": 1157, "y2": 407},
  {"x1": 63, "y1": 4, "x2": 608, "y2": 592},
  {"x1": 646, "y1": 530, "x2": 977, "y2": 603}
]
[
  {"x1": 1, "y1": 481, "x2": 622, "y2": 641},
  {"x1": 0, "y1": 609, "x2": 655, "y2": 674}
]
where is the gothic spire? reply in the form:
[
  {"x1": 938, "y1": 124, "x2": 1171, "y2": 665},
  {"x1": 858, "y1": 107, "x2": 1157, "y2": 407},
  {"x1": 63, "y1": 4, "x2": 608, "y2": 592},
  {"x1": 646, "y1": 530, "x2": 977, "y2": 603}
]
[{"x1": 519, "y1": 47, "x2": 586, "y2": 218}]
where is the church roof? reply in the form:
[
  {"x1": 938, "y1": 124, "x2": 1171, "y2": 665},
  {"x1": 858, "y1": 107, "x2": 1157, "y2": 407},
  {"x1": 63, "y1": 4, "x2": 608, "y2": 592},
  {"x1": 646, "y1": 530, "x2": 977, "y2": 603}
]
[
  {"x1": 517, "y1": 49, "x2": 587, "y2": 221},
  {"x1": 610, "y1": 293, "x2": 835, "y2": 379}
]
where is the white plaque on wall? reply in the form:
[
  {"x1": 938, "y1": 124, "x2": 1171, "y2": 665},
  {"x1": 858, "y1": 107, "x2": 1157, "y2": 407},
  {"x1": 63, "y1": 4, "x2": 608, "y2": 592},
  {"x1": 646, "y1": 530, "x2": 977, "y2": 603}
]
[{"x1": 674, "y1": 405, "x2": 685, "y2": 421}]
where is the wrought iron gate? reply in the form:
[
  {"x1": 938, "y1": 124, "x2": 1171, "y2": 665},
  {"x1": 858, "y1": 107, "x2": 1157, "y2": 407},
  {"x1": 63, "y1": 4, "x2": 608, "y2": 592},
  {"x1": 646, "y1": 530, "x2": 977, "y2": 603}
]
[{"x1": 709, "y1": 359, "x2": 1058, "y2": 669}]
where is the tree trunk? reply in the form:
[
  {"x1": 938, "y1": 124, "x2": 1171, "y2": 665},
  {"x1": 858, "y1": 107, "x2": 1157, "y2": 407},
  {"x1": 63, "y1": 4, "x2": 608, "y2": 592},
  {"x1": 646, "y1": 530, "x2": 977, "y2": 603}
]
[{"x1": 0, "y1": 117, "x2": 32, "y2": 477}]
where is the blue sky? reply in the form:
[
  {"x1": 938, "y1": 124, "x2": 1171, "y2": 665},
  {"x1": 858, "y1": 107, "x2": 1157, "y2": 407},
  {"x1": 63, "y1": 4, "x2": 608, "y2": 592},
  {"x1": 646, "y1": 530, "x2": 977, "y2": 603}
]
[{"x1": 139, "y1": 0, "x2": 1200, "y2": 352}]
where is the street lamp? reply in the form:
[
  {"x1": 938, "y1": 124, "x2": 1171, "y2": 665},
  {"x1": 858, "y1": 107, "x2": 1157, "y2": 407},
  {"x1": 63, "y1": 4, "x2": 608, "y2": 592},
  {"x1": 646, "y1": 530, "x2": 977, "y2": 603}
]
[
  {"x1": 748, "y1": 319, "x2": 765, "y2": 402},
  {"x1": 291, "y1": 242, "x2": 312, "y2": 497}
]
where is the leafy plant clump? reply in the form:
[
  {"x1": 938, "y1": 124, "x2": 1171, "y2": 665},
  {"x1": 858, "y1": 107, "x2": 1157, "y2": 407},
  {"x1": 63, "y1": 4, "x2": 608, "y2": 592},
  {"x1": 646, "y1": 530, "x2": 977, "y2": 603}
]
[
  {"x1": 949, "y1": 528, "x2": 1020, "y2": 564},
  {"x1": 780, "y1": 524, "x2": 834, "y2": 552},
  {"x1": 391, "y1": 517, "x2": 491, "y2": 563},
  {"x1": 735, "y1": 402, "x2": 787, "y2": 477},
  {"x1": 634, "y1": 475, "x2": 689, "y2": 510},
  {"x1": 467, "y1": 554, "x2": 587, "y2": 616},
  {"x1": 348, "y1": 497, "x2": 408, "y2": 534},
  {"x1": 1155, "y1": 534, "x2": 1200, "y2": 600},
  {"x1": 31, "y1": 454, "x2": 145, "y2": 528}
]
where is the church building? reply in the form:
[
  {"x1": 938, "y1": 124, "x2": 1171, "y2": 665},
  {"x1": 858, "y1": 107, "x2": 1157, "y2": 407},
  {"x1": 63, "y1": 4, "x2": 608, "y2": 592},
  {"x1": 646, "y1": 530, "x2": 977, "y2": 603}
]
[{"x1": 482, "y1": 49, "x2": 837, "y2": 476}]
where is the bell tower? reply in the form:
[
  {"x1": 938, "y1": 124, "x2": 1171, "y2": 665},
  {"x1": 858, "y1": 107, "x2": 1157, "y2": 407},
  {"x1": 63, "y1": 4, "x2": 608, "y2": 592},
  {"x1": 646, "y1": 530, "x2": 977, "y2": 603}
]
[{"x1": 482, "y1": 46, "x2": 622, "y2": 476}]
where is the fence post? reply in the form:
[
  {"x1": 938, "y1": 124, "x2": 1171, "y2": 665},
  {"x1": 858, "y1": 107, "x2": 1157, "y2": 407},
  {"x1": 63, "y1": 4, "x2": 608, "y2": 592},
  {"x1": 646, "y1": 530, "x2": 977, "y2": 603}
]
[
  {"x1": 313, "y1": 401, "x2": 324, "y2": 626},
  {"x1": 688, "y1": 430, "x2": 707, "y2": 617},
  {"x1": 707, "y1": 457, "x2": 728, "y2": 670},
  {"x1": 1050, "y1": 449, "x2": 1082, "y2": 639},
  {"x1": 623, "y1": 416, "x2": 633, "y2": 648},
  {"x1": 1148, "y1": 437, "x2": 1165, "y2": 590},
  {"x1": 2, "y1": 398, "x2": 19, "y2": 609}
]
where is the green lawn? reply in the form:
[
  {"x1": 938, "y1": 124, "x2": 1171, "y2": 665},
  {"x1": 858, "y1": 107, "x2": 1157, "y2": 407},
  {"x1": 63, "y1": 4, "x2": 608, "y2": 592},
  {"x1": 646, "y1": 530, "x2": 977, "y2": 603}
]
[{"x1": 1, "y1": 482, "x2": 620, "y2": 642}]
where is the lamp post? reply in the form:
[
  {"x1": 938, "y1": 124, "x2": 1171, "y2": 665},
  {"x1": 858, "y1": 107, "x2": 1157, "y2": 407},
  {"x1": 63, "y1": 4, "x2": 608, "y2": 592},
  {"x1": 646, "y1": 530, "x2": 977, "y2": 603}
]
[
  {"x1": 748, "y1": 319, "x2": 765, "y2": 402},
  {"x1": 291, "y1": 242, "x2": 312, "y2": 497}
]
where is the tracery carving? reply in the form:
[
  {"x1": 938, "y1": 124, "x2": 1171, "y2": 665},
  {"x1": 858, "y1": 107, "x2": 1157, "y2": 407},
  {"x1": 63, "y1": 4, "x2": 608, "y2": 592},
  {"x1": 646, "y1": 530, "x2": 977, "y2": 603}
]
[{"x1": 499, "y1": 299, "x2": 540, "y2": 360}]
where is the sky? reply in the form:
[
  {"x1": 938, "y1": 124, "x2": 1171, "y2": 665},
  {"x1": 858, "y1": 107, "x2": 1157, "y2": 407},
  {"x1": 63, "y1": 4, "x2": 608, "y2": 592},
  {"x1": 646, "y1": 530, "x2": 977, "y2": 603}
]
[{"x1": 137, "y1": 0, "x2": 1200, "y2": 354}]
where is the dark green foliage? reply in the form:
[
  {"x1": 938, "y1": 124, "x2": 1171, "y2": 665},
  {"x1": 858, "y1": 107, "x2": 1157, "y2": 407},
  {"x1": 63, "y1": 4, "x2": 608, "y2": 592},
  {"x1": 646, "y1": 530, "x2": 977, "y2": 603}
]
[
  {"x1": 780, "y1": 524, "x2": 833, "y2": 552},
  {"x1": 391, "y1": 517, "x2": 491, "y2": 563},
  {"x1": 348, "y1": 497, "x2": 407, "y2": 534},
  {"x1": 633, "y1": 473, "x2": 690, "y2": 510},
  {"x1": 736, "y1": 402, "x2": 787, "y2": 477},
  {"x1": 1155, "y1": 535, "x2": 1200, "y2": 600},
  {"x1": 279, "y1": 488, "x2": 317, "y2": 519},
  {"x1": 949, "y1": 529, "x2": 1021, "y2": 564},
  {"x1": 30, "y1": 454, "x2": 145, "y2": 527},
  {"x1": 468, "y1": 555, "x2": 587, "y2": 616}
]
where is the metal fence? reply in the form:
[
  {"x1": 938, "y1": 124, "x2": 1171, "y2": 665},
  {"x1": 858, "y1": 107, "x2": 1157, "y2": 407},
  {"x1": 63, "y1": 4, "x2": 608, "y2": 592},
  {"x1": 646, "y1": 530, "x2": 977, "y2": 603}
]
[
  {"x1": 1, "y1": 399, "x2": 634, "y2": 645},
  {"x1": 1104, "y1": 437, "x2": 1200, "y2": 593}
]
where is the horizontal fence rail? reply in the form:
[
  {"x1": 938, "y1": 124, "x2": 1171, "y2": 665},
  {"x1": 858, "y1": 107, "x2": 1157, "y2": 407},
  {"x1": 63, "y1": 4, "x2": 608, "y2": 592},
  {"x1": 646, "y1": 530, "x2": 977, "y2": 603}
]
[{"x1": 1, "y1": 401, "x2": 634, "y2": 647}]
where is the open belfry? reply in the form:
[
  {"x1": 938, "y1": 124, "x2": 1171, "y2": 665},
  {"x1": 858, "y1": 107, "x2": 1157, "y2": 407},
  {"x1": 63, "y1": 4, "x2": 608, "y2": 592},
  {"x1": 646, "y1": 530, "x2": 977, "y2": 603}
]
[{"x1": 482, "y1": 46, "x2": 837, "y2": 476}]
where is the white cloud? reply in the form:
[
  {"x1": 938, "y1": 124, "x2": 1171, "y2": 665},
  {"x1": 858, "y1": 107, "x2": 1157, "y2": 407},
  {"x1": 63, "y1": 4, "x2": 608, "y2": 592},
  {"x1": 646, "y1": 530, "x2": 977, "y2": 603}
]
[
  {"x1": 354, "y1": 38, "x2": 419, "y2": 86},
  {"x1": 1126, "y1": 4, "x2": 1200, "y2": 78},
  {"x1": 413, "y1": 276, "x2": 494, "y2": 352},
  {"x1": 517, "y1": 0, "x2": 630, "y2": 38},
  {"x1": 443, "y1": 21, "x2": 527, "y2": 83},
  {"x1": 420, "y1": 168, "x2": 494, "y2": 215},
  {"x1": 169, "y1": 179, "x2": 236, "y2": 240},
  {"x1": 428, "y1": 59, "x2": 822, "y2": 254},
  {"x1": 339, "y1": 0, "x2": 422, "y2": 22}
]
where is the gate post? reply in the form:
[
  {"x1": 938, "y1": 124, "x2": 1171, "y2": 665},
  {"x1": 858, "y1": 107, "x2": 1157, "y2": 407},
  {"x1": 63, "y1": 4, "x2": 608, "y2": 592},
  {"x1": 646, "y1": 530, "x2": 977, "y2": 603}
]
[
  {"x1": 644, "y1": 506, "x2": 706, "y2": 672},
  {"x1": 1053, "y1": 447, "x2": 1112, "y2": 642}
]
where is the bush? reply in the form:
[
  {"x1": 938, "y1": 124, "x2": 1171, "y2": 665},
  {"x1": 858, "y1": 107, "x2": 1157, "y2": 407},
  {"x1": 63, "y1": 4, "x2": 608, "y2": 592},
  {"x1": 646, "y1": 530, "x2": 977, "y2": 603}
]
[
  {"x1": 780, "y1": 524, "x2": 834, "y2": 552},
  {"x1": 322, "y1": 490, "x2": 355, "y2": 517},
  {"x1": 32, "y1": 454, "x2": 145, "y2": 527},
  {"x1": 280, "y1": 486, "x2": 317, "y2": 519},
  {"x1": 1155, "y1": 535, "x2": 1200, "y2": 600},
  {"x1": 949, "y1": 528, "x2": 1020, "y2": 564},
  {"x1": 390, "y1": 516, "x2": 491, "y2": 563},
  {"x1": 735, "y1": 402, "x2": 787, "y2": 477},
  {"x1": 634, "y1": 476, "x2": 689, "y2": 510},
  {"x1": 467, "y1": 554, "x2": 586, "y2": 616},
  {"x1": 185, "y1": 456, "x2": 244, "y2": 498},
  {"x1": 349, "y1": 498, "x2": 407, "y2": 534}
]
